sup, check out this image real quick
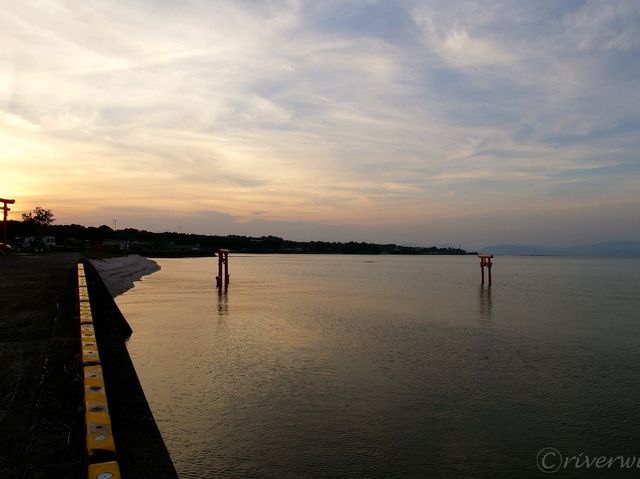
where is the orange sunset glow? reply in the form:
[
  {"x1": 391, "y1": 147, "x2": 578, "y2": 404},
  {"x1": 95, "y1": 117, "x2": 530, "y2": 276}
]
[{"x1": 2, "y1": 1, "x2": 639, "y2": 248}]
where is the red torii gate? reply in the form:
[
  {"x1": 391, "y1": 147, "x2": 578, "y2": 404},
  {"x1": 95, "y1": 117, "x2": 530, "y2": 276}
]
[
  {"x1": 1, "y1": 198, "x2": 15, "y2": 255},
  {"x1": 479, "y1": 254, "x2": 494, "y2": 286},
  {"x1": 216, "y1": 249, "x2": 230, "y2": 289}
]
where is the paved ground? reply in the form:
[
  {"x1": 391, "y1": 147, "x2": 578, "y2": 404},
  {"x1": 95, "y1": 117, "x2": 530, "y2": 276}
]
[
  {"x1": 0, "y1": 253, "x2": 177, "y2": 478},
  {"x1": 0, "y1": 253, "x2": 84, "y2": 479}
]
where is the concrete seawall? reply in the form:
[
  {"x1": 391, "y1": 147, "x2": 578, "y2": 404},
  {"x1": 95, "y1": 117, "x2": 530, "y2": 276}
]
[
  {"x1": 0, "y1": 253, "x2": 177, "y2": 478},
  {"x1": 83, "y1": 260, "x2": 178, "y2": 478}
]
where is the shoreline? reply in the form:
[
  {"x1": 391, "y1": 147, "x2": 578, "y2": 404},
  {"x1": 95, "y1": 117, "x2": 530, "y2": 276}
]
[
  {"x1": 82, "y1": 260, "x2": 178, "y2": 477},
  {"x1": 89, "y1": 254, "x2": 160, "y2": 297}
]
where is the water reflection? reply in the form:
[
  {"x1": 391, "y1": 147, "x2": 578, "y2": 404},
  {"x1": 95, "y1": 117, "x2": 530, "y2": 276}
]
[
  {"x1": 217, "y1": 288, "x2": 229, "y2": 316},
  {"x1": 478, "y1": 284, "x2": 493, "y2": 321},
  {"x1": 118, "y1": 256, "x2": 640, "y2": 478}
]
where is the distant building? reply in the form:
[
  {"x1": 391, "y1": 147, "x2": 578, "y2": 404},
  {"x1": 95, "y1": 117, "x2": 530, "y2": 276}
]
[
  {"x1": 17, "y1": 236, "x2": 56, "y2": 252},
  {"x1": 103, "y1": 239, "x2": 130, "y2": 251}
]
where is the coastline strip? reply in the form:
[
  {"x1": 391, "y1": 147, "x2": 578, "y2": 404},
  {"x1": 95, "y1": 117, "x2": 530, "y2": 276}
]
[{"x1": 80, "y1": 259, "x2": 178, "y2": 477}]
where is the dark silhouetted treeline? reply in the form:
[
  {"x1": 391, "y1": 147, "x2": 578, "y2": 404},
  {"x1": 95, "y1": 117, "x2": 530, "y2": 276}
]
[{"x1": 7, "y1": 220, "x2": 471, "y2": 255}]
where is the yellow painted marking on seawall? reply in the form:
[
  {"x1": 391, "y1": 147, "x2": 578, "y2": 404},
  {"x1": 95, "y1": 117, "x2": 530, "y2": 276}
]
[
  {"x1": 78, "y1": 263, "x2": 125, "y2": 478},
  {"x1": 81, "y1": 323, "x2": 95, "y2": 333},
  {"x1": 87, "y1": 461, "x2": 121, "y2": 479},
  {"x1": 85, "y1": 401, "x2": 111, "y2": 425},
  {"x1": 82, "y1": 348, "x2": 101, "y2": 365},
  {"x1": 84, "y1": 383, "x2": 108, "y2": 403},
  {"x1": 81, "y1": 330, "x2": 96, "y2": 341},
  {"x1": 84, "y1": 367, "x2": 104, "y2": 393},
  {"x1": 86, "y1": 422, "x2": 116, "y2": 457}
]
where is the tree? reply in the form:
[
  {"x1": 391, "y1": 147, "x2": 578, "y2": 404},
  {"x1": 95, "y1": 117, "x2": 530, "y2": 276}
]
[{"x1": 22, "y1": 206, "x2": 55, "y2": 226}]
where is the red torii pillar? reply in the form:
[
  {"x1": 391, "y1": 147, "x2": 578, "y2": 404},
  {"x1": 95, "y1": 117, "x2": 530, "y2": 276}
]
[
  {"x1": 479, "y1": 254, "x2": 494, "y2": 286},
  {"x1": 1, "y1": 198, "x2": 15, "y2": 255},
  {"x1": 216, "y1": 249, "x2": 230, "y2": 289}
]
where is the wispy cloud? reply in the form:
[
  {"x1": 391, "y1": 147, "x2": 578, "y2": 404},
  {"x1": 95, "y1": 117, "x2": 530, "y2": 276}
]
[{"x1": 1, "y1": 0, "x2": 639, "y2": 245}]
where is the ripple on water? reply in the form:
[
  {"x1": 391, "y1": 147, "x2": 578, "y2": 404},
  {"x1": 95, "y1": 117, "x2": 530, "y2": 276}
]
[{"x1": 117, "y1": 255, "x2": 640, "y2": 478}]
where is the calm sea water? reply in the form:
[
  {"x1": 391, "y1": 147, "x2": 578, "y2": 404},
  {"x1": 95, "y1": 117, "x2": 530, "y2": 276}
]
[{"x1": 115, "y1": 255, "x2": 640, "y2": 478}]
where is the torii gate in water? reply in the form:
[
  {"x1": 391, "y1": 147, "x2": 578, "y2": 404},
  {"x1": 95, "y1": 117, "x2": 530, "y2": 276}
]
[
  {"x1": 478, "y1": 254, "x2": 494, "y2": 286},
  {"x1": 216, "y1": 249, "x2": 230, "y2": 289}
]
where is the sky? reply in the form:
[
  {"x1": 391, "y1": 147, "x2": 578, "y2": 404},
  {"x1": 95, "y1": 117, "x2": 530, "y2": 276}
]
[{"x1": 1, "y1": 0, "x2": 639, "y2": 248}]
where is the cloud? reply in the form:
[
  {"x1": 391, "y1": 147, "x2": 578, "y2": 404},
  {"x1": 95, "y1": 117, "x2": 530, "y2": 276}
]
[
  {"x1": 2, "y1": 0, "x2": 640, "y2": 244},
  {"x1": 440, "y1": 28, "x2": 514, "y2": 68}
]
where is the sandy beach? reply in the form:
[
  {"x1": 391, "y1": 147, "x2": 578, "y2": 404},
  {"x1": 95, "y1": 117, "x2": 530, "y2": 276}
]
[{"x1": 90, "y1": 255, "x2": 160, "y2": 297}]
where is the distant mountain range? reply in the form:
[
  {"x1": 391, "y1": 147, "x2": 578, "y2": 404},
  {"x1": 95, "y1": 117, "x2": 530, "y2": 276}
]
[{"x1": 480, "y1": 241, "x2": 640, "y2": 256}]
